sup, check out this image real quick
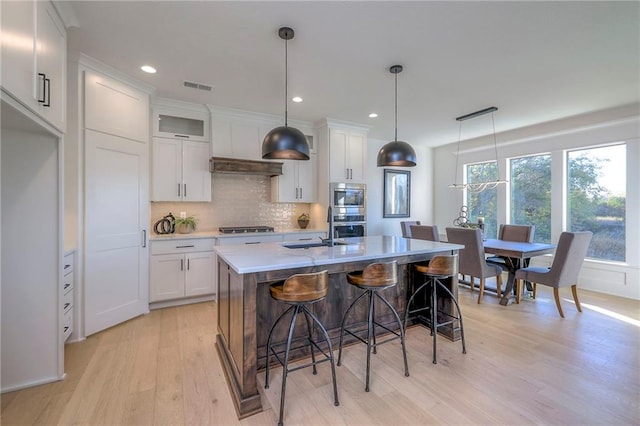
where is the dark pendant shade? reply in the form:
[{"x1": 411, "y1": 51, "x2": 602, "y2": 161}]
[
  {"x1": 377, "y1": 140, "x2": 417, "y2": 167},
  {"x1": 262, "y1": 126, "x2": 310, "y2": 160}
]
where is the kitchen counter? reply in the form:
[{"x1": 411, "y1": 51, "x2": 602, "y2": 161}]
[
  {"x1": 149, "y1": 228, "x2": 327, "y2": 241},
  {"x1": 215, "y1": 235, "x2": 463, "y2": 419}
]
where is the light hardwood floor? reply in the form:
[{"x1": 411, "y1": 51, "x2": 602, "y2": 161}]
[{"x1": 2, "y1": 285, "x2": 639, "y2": 425}]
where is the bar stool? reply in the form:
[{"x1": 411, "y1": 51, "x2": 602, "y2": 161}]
[
  {"x1": 337, "y1": 260, "x2": 409, "y2": 392},
  {"x1": 265, "y1": 270, "x2": 339, "y2": 426},
  {"x1": 404, "y1": 254, "x2": 466, "y2": 364}
]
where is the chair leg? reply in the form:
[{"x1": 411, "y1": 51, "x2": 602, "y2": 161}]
[
  {"x1": 265, "y1": 306, "x2": 294, "y2": 389},
  {"x1": 375, "y1": 292, "x2": 409, "y2": 377},
  {"x1": 553, "y1": 288, "x2": 565, "y2": 318},
  {"x1": 515, "y1": 279, "x2": 522, "y2": 304},
  {"x1": 496, "y1": 274, "x2": 502, "y2": 299},
  {"x1": 337, "y1": 290, "x2": 368, "y2": 366},
  {"x1": 278, "y1": 306, "x2": 300, "y2": 426},
  {"x1": 533, "y1": 283, "x2": 537, "y2": 299},
  {"x1": 436, "y1": 280, "x2": 466, "y2": 355},
  {"x1": 477, "y1": 278, "x2": 485, "y2": 304},
  {"x1": 571, "y1": 284, "x2": 582, "y2": 313},
  {"x1": 431, "y1": 279, "x2": 438, "y2": 364},
  {"x1": 302, "y1": 310, "x2": 317, "y2": 375},
  {"x1": 365, "y1": 290, "x2": 374, "y2": 392},
  {"x1": 469, "y1": 276, "x2": 474, "y2": 291},
  {"x1": 304, "y1": 308, "x2": 340, "y2": 407}
]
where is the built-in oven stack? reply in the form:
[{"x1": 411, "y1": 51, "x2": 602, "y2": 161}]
[{"x1": 329, "y1": 182, "x2": 366, "y2": 238}]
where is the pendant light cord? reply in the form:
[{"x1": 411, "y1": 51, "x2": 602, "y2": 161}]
[
  {"x1": 453, "y1": 120, "x2": 462, "y2": 184},
  {"x1": 491, "y1": 111, "x2": 500, "y2": 180},
  {"x1": 284, "y1": 37, "x2": 288, "y2": 127},
  {"x1": 394, "y1": 71, "x2": 398, "y2": 142}
]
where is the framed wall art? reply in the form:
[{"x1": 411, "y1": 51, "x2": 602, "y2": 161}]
[{"x1": 383, "y1": 169, "x2": 410, "y2": 218}]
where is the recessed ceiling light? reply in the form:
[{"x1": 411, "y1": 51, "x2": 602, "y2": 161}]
[
  {"x1": 292, "y1": 96, "x2": 303, "y2": 103},
  {"x1": 369, "y1": 113, "x2": 378, "y2": 118},
  {"x1": 141, "y1": 65, "x2": 157, "y2": 74}
]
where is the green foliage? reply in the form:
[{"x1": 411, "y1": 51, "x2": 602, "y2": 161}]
[{"x1": 175, "y1": 216, "x2": 197, "y2": 231}]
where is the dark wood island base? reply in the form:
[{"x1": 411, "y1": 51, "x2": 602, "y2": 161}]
[{"x1": 215, "y1": 244, "x2": 460, "y2": 419}]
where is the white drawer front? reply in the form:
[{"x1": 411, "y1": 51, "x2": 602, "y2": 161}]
[
  {"x1": 151, "y1": 238, "x2": 216, "y2": 255},
  {"x1": 216, "y1": 234, "x2": 283, "y2": 246}
]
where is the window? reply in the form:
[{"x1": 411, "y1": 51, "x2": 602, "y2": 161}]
[
  {"x1": 466, "y1": 161, "x2": 498, "y2": 238},
  {"x1": 567, "y1": 144, "x2": 626, "y2": 262},
  {"x1": 510, "y1": 154, "x2": 552, "y2": 243}
]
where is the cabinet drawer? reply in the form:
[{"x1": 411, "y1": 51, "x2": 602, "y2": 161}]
[
  {"x1": 63, "y1": 253, "x2": 74, "y2": 276},
  {"x1": 282, "y1": 232, "x2": 326, "y2": 242},
  {"x1": 151, "y1": 238, "x2": 216, "y2": 255},
  {"x1": 63, "y1": 290, "x2": 73, "y2": 313},
  {"x1": 63, "y1": 310, "x2": 73, "y2": 341},
  {"x1": 216, "y1": 234, "x2": 283, "y2": 246}
]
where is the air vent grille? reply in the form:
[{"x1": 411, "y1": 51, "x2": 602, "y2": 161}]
[{"x1": 183, "y1": 81, "x2": 213, "y2": 92}]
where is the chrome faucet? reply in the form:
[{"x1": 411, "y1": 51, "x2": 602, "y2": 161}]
[{"x1": 320, "y1": 205, "x2": 335, "y2": 247}]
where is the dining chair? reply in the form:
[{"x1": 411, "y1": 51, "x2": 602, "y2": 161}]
[
  {"x1": 515, "y1": 231, "x2": 592, "y2": 318},
  {"x1": 409, "y1": 225, "x2": 440, "y2": 242},
  {"x1": 400, "y1": 221, "x2": 421, "y2": 238},
  {"x1": 486, "y1": 224, "x2": 535, "y2": 266},
  {"x1": 445, "y1": 227, "x2": 503, "y2": 303}
]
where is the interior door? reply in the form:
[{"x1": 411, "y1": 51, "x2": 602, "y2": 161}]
[{"x1": 84, "y1": 129, "x2": 148, "y2": 335}]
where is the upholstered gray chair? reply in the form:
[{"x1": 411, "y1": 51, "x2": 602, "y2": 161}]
[
  {"x1": 410, "y1": 225, "x2": 440, "y2": 242},
  {"x1": 445, "y1": 227, "x2": 503, "y2": 303},
  {"x1": 486, "y1": 224, "x2": 536, "y2": 267},
  {"x1": 515, "y1": 231, "x2": 592, "y2": 318},
  {"x1": 400, "y1": 221, "x2": 421, "y2": 238}
]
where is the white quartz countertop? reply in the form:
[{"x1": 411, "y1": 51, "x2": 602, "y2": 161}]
[
  {"x1": 214, "y1": 235, "x2": 464, "y2": 274},
  {"x1": 149, "y1": 228, "x2": 327, "y2": 241}
]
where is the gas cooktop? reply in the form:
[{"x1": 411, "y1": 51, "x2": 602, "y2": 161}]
[{"x1": 218, "y1": 226, "x2": 275, "y2": 234}]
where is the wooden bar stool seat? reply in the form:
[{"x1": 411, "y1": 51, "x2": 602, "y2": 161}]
[
  {"x1": 265, "y1": 270, "x2": 339, "y2": 426},
  {"x1": 405, "y1": 254, "x2": 466, "y2": 364},
  {"x1": 337, "y1": 260, "x2": 409, "y2": 392}
]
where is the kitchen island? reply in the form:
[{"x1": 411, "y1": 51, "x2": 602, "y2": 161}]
[{"x1": 214, "y1": 235, "x2": 463, "y2": 419}]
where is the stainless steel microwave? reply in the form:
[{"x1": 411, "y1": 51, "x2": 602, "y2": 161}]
[{"x1": 329, "y1": 183, "x2": 366, "y2": 224}]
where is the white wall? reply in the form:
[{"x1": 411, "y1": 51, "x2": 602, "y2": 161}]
[
  {"x1": 433, "y1": 104, "x2": 640, "y2": 299},
  {"x1": 365, "y1": 137, "x2": 433, "y2": 237}
]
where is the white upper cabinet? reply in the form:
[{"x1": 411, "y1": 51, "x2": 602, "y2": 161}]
[
  {"x1": 150, "y1": 99, "x2": 212, "y2": 202},
  {"x1": 271, "y1": 154, "x2": 317, "y2": 203},
  {"x1": 85, "y1": 71, "x2": 149, "y2": 142},
  {"x1": 1, "y1": 0, "x2": 66, "y2": 132},
  {"x1": 151, "y1": 137, "x2": 211, "y2": 202},
  {"x1": 211, "y1": 114, "x2": 269, "y2": 160},
  {"x1": 328, "y1": 126, "x2": 367, "y2": 183},
  {"x1": 152, "y1": 103, "x2": 210, "y2": 142}
]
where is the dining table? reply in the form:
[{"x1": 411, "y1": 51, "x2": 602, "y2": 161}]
[{"x1": 483, "y1": 239, "x2": 556, "y2": 305}]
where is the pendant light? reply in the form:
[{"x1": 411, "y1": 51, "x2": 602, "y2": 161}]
[
  {"x1": 449, "y1": 106, "x2": 508, "y2": 192},
  {"x1": 377, "y1": 65, "x2": 417, "y2": 167},
  {"x1": 262, "y1": 27, "x2": 310, "y2": 160}
]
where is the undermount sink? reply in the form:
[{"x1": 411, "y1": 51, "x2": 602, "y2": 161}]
[{"x1": 282, "y1": 241, "x2": 351, "y2": 249}]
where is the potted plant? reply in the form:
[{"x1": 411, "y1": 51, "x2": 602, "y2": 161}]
[
  {"x1": 175, "y1": 215, "x2": 198, "y2": 234},
  {"x1": 297, "y1": 213, "x2": 310, "y2": 229}
]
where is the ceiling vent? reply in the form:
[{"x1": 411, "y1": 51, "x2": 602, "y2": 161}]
[{"x1": 183, "y1": 80, "x2": 213, "y2": 92}]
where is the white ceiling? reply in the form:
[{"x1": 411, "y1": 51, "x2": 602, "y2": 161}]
[{"x1": 62, "y1": 1, "x2": 639, "y2": 147}]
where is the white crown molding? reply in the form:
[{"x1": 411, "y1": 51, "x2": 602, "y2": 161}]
[
  {"x1": 316, "y1": 118, "x2": 370, "y2": 133},
  {"x1": 76, "y1": 53, "x2": 155, "y2": 95},
  {"x1": 52, "y1": 1, "x2": 79, "y2": 28}
]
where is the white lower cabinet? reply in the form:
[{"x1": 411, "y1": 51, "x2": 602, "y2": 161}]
[
  {"x1": 62, "y1": 251, "x2": 74, "y2": 341},
  {"x1": 150, "y1": 238, "x2": 216, "y2": 303}
]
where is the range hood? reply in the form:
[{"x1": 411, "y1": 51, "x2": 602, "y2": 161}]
[{"x1": 209, "y1": 157, "x2": 283, "y2": 176}]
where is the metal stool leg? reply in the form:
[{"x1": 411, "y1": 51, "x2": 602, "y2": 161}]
[
  {"x1": 265, "y1": 306, "x2": 294, "y2": 389},
  {"x1": 403, "y1": 281, "x2": 429, "y2": 331},
  {"x1": 302, "y1": 310, "x2": 318, "y2": 375},
  {"x1": 375, "y1": 292, "x2": 410, "y2": 377},
  {"x1": 337, "y1": 290, "x2": 368, "y2": 366},
  {"x1": 436, "y1": 280, "x2": 467, "y2": 355},
  {"x1": 304, "y1": 307, "x2": 340, "y2": 407},
  {"x1": 431, "y1": 278, "x2": 438, "y2": 364},
  {"x1": 365, "y1": 289, "x2": 374, "y2": 392},
  {"x1": 277, "y1": 305, "x2": 300, "y2": 426}
]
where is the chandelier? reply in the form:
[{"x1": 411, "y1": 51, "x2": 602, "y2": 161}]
[{"x1": 449, "y1": 106, "x2": 508, "y2": 193}]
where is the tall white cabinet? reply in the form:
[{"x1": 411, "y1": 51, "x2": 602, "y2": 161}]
[{"x1": 151, "y1": 100, "x2": 211, "y2": 202}]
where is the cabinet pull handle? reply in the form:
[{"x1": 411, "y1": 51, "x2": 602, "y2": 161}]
[
  {"x1": 174, "y1": 134, "x2": 189, "y2": 138},
  {"x1": 187, "y1": 259, "x2": 190, "y2": 270},
  {"x1": 181, "y1": 259, "x2": 184, "y2": 271},
  {"x1": 245, "y1": 241, "x2": 260, "y2": 244},
  {"x1": 37, "y1": 73, "x2": 46, "y2": 103},
  {"x1": 64, "y1": 264, "x2": 71, "y2": 270},
  {"x1": 299, "y1": 238, "x2": 313, "y2": 241},
  {"x1": 178, "y1": 183, "x2": 181, "y2": 197},
  {"x1": 43, "y1": 77, "x2": 51, "y2": 107},
  {"x1": 64, "y1": 303, "x2": 70, "y2": 310},
  {"x1": 346, "y1": 168, "x2": 349, "y2": 180},
  {"x1": 300, "y1": 187, "x2": 303, "y2": 198},
  {"x1": 176, "y1": 245, "x2": 195, "y2": 248},
  {"x1": 63, "y1": 326, "x2": 69, "y2": 332},
  {"x1": 295, "y1": 187, "x2": 298, "y2": 198},
  {"x1": 64, "y1": 283, "x2": 71, "y2": 290},
  {"x1": 142, "y1": 230, "x2": 147, "y2": 248},
  {"x1": 183, "y1": 184, "x2": 187, "y2": 197}
]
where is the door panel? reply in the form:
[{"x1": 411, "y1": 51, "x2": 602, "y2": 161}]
[{"x1": 85, "y1": 129, "x2": 148, "y2": 335}]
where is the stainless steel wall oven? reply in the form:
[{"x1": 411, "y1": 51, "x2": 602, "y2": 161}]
[{"x1": 329, "y1": 182, "x2": 366, "y2": 238}]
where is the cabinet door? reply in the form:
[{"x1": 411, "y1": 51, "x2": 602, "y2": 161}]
[
  {"x1": 297, "y1": 154, "x2": 316, "y2": 202},
  {"x1": 150, "y1": 254, "x2": 185, "y2": 302},
  {"x1": 185, "y1": 251, "x2": 216, "y2": 297},
  {"x1": 151, "y1": 138, "x2": 182, "y2": 201},
  {"x1": 329, "y1": 129, "x2": 349, "y2": 181},
  {"x1": 231, "y1": 121, "x2": 262, "y2": 160},
  {"x1": 153, "y1": 108, "x2": 209, "y2": 142},
  {"x1": 35, "y1": 1, "x2": 65, "y2": 131},
  {"x1": 182, "y1": 141, "x2": 211, "y2": 202},
  {"x1": 211, "y1": 116, "x2": 233, "y2": 157},
  {"x1": 0, "y1": 0, "x2": 36, "y2": 106},
  {"x1": 270, "y1": 160, "x2": 297, "y2": 202},
  {"x1": 347, "y1": 131, "x2": 366, "y2": 182}
]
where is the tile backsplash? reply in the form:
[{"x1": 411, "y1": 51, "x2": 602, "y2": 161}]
[{"x1": 150, "y1": 174, "x2": 312, "y2": 232}]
